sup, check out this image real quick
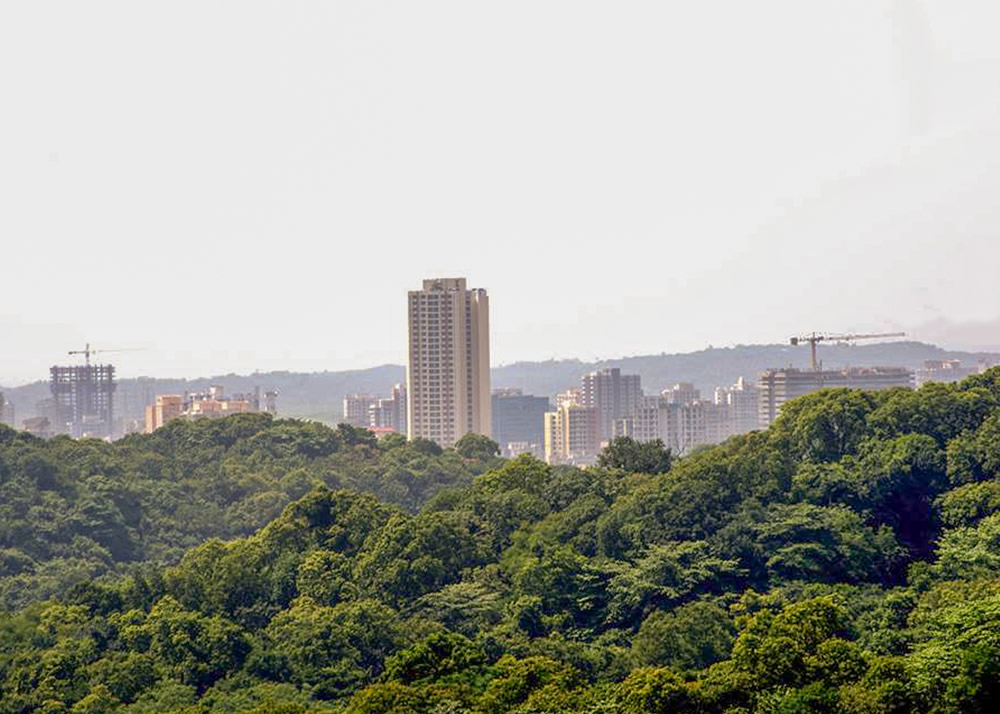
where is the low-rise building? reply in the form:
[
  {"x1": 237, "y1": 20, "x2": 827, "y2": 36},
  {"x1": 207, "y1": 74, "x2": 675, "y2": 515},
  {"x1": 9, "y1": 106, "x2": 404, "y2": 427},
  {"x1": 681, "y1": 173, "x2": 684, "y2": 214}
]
[
  {"x1": 914, "y1": 360, "x2": 978, "y2": 387},
  {"x1": 22, "y1": 416, "x2": 52, "y2": 438},
  {"x1": 144, "y1": 394, "x2": 183, "y2": 433},
  {"x1": 144, "y1": 385, "x2": 273, "y2": 433}
]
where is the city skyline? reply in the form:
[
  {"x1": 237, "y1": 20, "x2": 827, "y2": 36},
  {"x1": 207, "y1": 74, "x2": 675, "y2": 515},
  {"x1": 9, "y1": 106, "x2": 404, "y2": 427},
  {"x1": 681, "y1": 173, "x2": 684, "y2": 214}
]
[
  {"x1": 4, "y1": 302, "x2": 996, "y2": 446},
  {"x1": 1, "y1": 309, "x2": 997, "y2": 389},
  {"x1": 3, "y1": 3, "x2": 999, "y2": 705}
]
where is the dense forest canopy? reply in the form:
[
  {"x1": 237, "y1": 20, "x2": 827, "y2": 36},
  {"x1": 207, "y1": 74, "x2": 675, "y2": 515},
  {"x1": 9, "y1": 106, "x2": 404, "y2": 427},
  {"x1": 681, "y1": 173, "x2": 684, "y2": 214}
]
[
  {"x1": 0, "y1": 417, "x2": 501, "y2": 611},
  {"x1": 4, "y1": 369, "x2": 1000, "y2": 712}
]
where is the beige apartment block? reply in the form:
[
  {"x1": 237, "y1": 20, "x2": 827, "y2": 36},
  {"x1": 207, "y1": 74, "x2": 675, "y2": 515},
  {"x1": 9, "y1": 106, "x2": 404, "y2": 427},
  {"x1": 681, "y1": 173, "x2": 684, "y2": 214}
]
[
  {"x1": 544, "y1": 402, "x2": 600, "y2": 465},
  {"x1": 144, "y1": 394, "x2": 183, "y2": 433},
  {"x1": 143, "y1": 386, "x2": 268, "y2": 433},
  {"x1": 407, "y1": 278, "x2": 491, "y2": 448}
]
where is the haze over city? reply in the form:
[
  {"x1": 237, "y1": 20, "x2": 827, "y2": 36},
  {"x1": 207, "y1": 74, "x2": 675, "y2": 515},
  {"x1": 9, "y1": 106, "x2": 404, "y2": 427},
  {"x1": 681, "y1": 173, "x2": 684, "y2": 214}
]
[{"x1": 3, "y1": 0, "x2": 1000, "y2": 385}]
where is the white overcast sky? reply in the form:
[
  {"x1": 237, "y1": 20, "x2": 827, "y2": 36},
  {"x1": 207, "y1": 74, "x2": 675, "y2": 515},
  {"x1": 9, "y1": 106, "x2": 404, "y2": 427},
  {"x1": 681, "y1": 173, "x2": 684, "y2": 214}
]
[{"x1": 2, "y1": 1, "x2": 1000, "y2": 385}]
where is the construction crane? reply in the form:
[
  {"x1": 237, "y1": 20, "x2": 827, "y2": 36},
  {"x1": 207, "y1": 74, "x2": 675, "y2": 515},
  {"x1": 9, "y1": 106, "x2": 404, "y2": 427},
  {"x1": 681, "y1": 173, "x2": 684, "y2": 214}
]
[
  {"x1": 68, "y1": 343, "x2": 143, "y2": 367},
  {"x1": 789, "y1": 332, "x2": 906, "y2": 371}
]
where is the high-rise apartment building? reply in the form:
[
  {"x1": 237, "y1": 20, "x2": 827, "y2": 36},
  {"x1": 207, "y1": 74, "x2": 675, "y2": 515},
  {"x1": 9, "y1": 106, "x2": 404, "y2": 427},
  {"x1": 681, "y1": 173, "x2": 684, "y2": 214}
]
[
  {"x1": 407, "y1": 278, "x2": 491, "y2": 447},
  {"x1": 580, "y1": 368, "x2": 643, "y2": 442},
  {"x1": 342, "y1": 385, "x2": 407, "y2": 433},
  {"x1": 370, "y1": 383, "x2": 408, "y2": 433},
  {"x1": 544, "y1": 402, "x2": 600, "y2": 465},
  {"x1": 613, "y1": 396, "x2": 662, "y2": 443},
  {"x1": 715, "y1": 377, "x2": 761, "y2": 434},
  {"x1": 615, "y1": 389, "x2": 754, "y2": 457},
  {"x1": 675, "y1": 400, "x2": 731, "y2": 454},
  {"x1": 343, "y1": 394, "x2": 378, "y2": 428}
]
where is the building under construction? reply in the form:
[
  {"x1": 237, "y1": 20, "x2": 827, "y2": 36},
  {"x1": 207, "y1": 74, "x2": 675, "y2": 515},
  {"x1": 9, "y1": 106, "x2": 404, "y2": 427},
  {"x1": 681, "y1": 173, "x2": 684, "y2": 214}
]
[
  {"x1": 758, "y1": 366, "x2": 912, "y2": 427},
  {"x1": 757, "y1": 332, "x2": 913, "y2": 427},
  {"x1": 49, "y1": 363, "x2": 117, "y2": 439}
]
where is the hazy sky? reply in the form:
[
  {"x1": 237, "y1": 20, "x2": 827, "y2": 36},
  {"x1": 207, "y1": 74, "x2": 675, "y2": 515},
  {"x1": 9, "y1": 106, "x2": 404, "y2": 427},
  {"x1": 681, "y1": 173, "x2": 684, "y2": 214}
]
[{"x1": 3, "y1": 1, "x2": 1000, "y2": 385}]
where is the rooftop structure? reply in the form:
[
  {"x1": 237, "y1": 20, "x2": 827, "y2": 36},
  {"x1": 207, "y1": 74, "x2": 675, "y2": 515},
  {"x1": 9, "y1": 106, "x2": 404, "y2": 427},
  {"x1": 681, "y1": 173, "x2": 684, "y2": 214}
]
[{"x1": 662, "y1": 382, "x2": 700, "y2": 406}]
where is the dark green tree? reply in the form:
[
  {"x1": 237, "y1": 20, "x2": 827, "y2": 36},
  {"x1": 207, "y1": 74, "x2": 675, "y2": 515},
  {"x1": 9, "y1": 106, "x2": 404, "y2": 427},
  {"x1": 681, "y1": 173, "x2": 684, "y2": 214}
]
[
  {"x1": 454, "y1": 433, "x2": 501, "y2": 461},
  {"x1": 598, "y1": 437, "x2": 673, "y2": 474}
]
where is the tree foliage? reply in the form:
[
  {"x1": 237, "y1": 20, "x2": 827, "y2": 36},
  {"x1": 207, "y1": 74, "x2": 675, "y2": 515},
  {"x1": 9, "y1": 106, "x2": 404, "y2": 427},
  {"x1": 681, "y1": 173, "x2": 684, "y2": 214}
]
[
  {"x1": 2, "y1": 369, "x2": 1000, "y2": 712},
  {"x1": 0, "y1": 416, "x2": 494, "y2": 610}
]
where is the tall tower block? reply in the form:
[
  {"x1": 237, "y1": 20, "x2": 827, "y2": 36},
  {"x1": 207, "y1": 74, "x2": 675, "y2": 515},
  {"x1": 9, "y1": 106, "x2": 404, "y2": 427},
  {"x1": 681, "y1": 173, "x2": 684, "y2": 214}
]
[{"x1": 407, "y1": 278, "x2": 491, "y2": 447}]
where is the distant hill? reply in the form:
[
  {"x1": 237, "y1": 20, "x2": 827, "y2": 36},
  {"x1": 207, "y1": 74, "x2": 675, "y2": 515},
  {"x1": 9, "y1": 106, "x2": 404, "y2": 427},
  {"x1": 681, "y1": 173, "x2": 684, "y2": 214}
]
[{"x1": 2, "y1": 341, "x2": 997, "y2": 427}]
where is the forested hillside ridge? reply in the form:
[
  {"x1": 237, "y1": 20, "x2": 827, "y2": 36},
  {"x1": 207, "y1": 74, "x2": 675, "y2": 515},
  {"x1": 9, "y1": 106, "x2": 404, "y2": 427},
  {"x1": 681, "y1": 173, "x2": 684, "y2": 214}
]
[
  {"x1": 4, "y1": 340, "x2": 998, "y2": 423},
  {"x1": 0, "y1": 416, "x2": 503, "y2": 611},
  {"x1": 5, "y1": 371, "x2": 1000, "y2": 712}
]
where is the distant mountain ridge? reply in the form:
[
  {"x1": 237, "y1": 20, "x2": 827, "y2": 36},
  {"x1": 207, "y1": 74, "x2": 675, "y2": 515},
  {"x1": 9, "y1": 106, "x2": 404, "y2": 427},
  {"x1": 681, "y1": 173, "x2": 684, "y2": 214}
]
[{"x1": 2, "y1": 341, "x2": 997, "y2": 425}]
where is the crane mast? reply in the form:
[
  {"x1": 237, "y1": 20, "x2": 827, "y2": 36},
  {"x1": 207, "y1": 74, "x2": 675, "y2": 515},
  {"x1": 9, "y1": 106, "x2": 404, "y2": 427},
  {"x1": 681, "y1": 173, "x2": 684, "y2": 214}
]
[{"x1": 789, "y1": 332, "x2": 906, "y2": 371}]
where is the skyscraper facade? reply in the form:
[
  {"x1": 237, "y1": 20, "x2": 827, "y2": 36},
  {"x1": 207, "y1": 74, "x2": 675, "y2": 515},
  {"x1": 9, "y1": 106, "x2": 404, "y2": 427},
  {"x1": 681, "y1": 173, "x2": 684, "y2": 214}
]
[{"x1": 407, "y1": 278, "x2": 491, "y2": 447}]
